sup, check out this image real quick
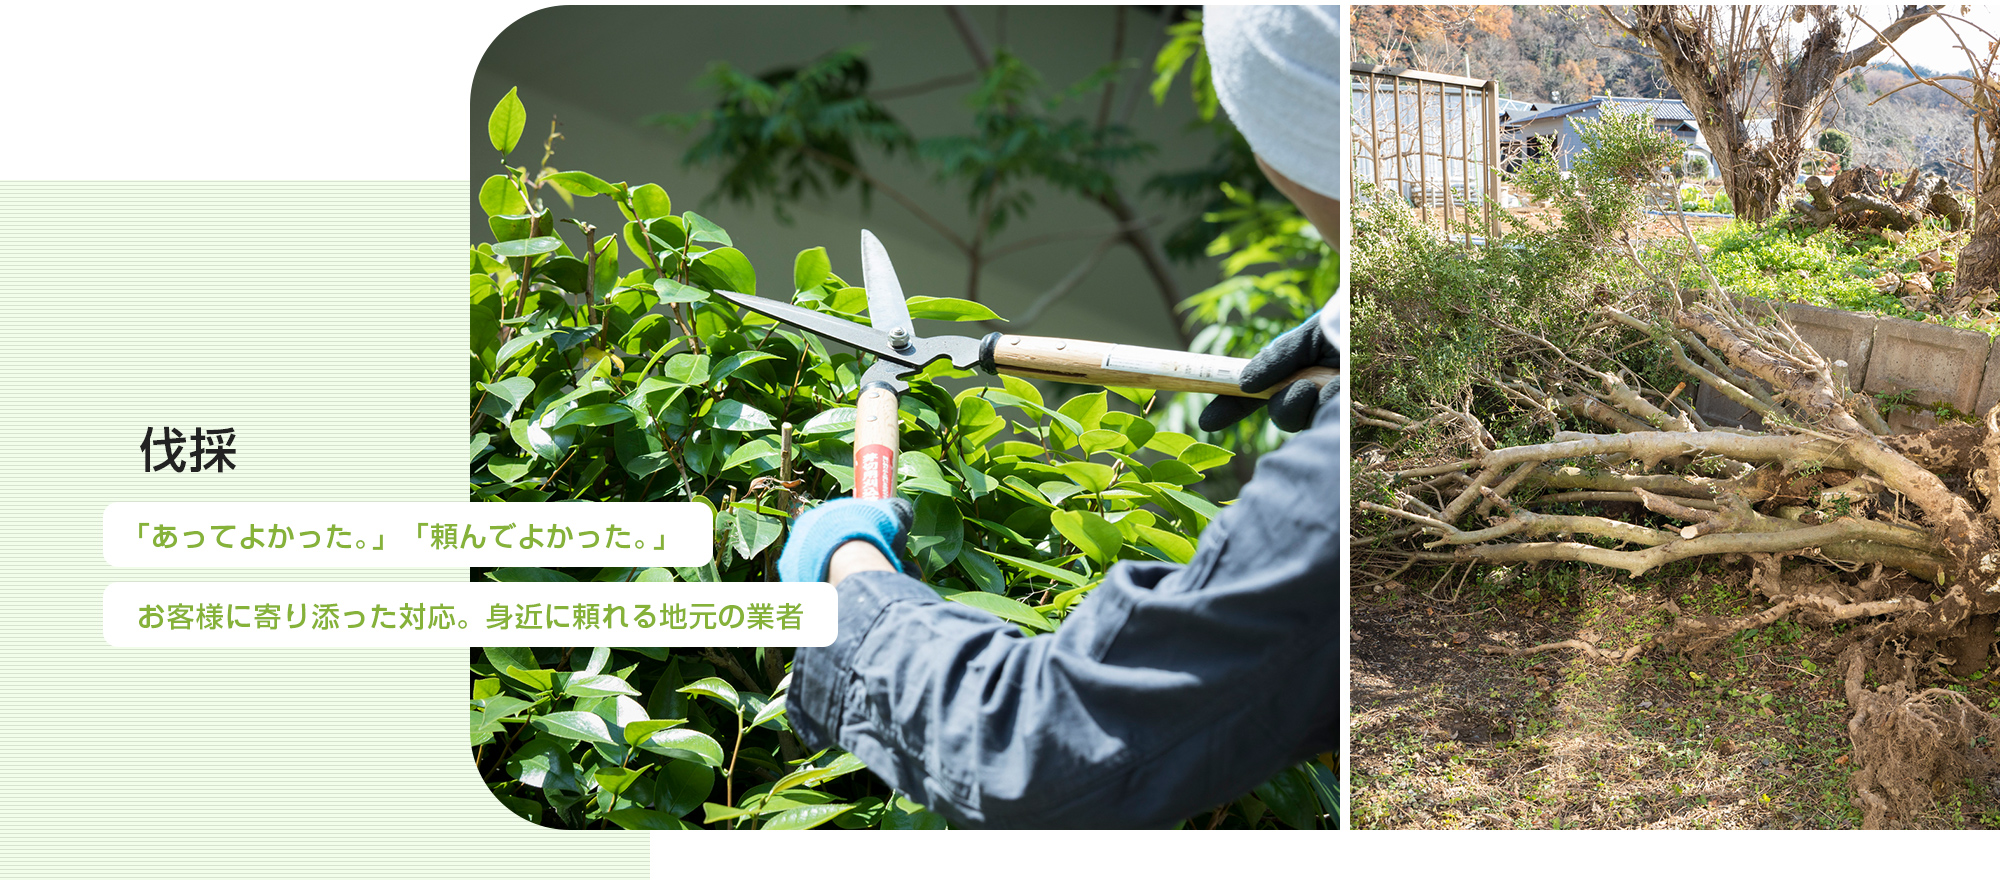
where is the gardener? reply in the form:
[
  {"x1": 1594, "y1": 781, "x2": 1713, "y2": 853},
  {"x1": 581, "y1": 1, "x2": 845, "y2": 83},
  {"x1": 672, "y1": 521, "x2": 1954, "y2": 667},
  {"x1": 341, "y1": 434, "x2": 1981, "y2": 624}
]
[{"x1": 776, "y1": 5, "x2": 1342, "y2": 829}]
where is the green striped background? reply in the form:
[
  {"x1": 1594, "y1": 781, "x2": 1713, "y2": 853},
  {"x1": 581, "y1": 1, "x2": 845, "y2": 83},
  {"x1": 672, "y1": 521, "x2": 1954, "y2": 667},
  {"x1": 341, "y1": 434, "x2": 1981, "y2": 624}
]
[{"x1": 0, "y1": 183, "x2": 642, "y2": 874}]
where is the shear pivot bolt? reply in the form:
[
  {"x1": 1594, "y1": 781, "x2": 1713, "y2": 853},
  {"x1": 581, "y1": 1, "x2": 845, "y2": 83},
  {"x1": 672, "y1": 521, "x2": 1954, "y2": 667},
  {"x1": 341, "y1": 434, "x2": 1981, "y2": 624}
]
[{"x1": 889, "y1": 327, "x2": 912, "y2": 349}]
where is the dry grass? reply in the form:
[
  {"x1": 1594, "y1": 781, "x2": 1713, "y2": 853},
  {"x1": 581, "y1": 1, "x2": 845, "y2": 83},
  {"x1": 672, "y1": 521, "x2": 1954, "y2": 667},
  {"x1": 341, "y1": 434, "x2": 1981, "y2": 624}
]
[{"x1": 1349, "y1": 559, "x2": 2000, "y2": 829}]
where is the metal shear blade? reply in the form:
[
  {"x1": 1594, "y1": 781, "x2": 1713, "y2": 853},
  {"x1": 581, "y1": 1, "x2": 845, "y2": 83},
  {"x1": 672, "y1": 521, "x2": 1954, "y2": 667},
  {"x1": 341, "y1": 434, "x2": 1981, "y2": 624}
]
[{"x1": 709, "y1": 289, "x2": 986, "y2": 393}]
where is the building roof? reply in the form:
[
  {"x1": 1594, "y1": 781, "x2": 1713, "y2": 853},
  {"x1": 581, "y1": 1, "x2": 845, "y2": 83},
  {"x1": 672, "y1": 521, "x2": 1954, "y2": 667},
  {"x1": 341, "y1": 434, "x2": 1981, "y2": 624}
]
[
  {"x1": 1593, "y1": 96, "x2": 1696, "y2": 120},
  {"x1": 1503, "y1": 99, "x2": 1603, "y2": 126}
]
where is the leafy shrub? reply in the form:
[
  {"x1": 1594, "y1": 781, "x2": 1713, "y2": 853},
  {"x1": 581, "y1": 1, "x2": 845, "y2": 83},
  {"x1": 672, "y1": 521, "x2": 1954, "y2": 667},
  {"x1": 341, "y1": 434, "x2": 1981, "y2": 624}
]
[
  {"x1": 1684, "y1": 220, "x2": 1964, "y2": 323},
  {"x1": 1818, "y1": 128, "x2": 1855, "y2": 167},
  {"x1": 469, "y1": 89, "x2": 1338, "y2": 829},
  {"x1": 1156, "y1": 182, "x2": 1335, "y2": 484},
  {"x1": 1353, "y1": 110, "x2": 1680, "y2": 416}
]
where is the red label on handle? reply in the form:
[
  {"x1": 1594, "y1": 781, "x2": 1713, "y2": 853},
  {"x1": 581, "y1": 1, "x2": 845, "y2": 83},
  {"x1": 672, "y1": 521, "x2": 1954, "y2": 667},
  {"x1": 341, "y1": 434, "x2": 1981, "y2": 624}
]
[{"x1": 855, "y1": 444, "x2": 897, "y2": 500}]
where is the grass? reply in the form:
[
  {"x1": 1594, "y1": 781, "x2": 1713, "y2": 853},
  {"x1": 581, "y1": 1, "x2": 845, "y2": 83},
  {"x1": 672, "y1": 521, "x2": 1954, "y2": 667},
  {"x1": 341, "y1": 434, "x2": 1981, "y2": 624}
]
[
  {"x1": 1682, "y1": 218, "x2": 1993, "y2": 332},
  {"x1": 1350, "y1": 559, "x2": 2000, "y2": 829}
]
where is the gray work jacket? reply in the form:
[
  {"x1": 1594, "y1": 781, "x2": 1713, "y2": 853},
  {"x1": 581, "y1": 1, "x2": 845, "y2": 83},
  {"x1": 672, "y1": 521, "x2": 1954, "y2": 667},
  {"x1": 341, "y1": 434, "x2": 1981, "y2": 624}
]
[{"x1": 789, "y1": 400, "x2": 1341, "y2": 829}]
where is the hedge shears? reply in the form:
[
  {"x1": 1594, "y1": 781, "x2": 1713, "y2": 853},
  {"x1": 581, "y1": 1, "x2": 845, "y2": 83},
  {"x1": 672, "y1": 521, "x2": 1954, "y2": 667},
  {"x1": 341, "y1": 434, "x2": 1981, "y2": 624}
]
[{"x1": 713, "y1": 230, "x2": 1336, "y2": 500}]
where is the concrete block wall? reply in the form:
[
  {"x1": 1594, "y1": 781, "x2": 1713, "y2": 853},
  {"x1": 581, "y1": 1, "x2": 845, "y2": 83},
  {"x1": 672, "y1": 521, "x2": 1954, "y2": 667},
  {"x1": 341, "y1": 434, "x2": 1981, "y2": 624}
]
[{"x1": 1693, "y1": 300, "x2": 1994, "y2": 434}]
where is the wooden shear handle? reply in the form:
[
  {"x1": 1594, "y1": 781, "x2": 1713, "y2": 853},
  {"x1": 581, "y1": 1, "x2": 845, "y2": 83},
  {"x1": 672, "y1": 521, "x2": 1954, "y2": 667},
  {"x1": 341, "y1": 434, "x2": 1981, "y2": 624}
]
[
  {"x1": 984, "y1": 334, "x2": 1335, "y2": 398},
  {"x1": 853, "y1": 383, "x2": 899, "y2": 500}
]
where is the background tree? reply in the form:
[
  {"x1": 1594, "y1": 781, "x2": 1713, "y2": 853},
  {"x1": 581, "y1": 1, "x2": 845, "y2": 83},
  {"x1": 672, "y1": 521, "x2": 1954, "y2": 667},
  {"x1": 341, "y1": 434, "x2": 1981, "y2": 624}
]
[
  {"x1": 1818, "y1": 127, "x2": 1856, "y2": 166},
  {"x1": 1599, "y1": 4, "x2": 1940, "y2": 222},
  {"x1": 658, "y1": 7, "x2": 1279, "y2": 349},
  {"x1": 1857, "y1": 12, "x2": 2000, "y2": 296}
]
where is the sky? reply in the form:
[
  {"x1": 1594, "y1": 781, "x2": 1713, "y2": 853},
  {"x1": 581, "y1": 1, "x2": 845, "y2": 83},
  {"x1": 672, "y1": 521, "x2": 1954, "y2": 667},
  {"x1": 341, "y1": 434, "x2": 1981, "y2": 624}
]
[{"x1": 1879, "y1": 5, "x2": 2000, "y2": 74}]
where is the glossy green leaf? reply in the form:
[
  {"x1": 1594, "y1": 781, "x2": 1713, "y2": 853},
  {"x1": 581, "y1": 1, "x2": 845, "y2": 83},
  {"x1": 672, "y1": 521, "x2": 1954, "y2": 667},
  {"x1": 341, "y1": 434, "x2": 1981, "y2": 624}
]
[
  {"x1": 1050, "y1": 509, "x2": 1122, "y2": 567},
  {"x1": 748, "y1": 696, "x2": 789, "y2": 730},
  {"x1": 909, "y1": 493, "x2": 964, "y2": 571},
  {"x1": 827, "y1": 286, "x2": 868, "y2": 313},
  {"x1": 677, "y1": 676, "x2": 741, "y2": 712},
  {"x1": 1056, "y1": 391, "x2": 1108, "y2": 433},
  {"x1": 565, "y1": 674, "x2": 642, "y2": 698},
  {"x1": 593, "y1": 766, "x2": 648, "y2": 796},
  {"x1": 619, "y1": 313, "x2": 673, "y2": 357},
  {"x1": 662, "y1": 352, "x2": 711, "y2": 386},
  {"x1": 655, "y1": 277, "x2": 710, "y2": 304},
  {"x1": 1103, "y1": 385, "x2": 1155, "y2": 407},
  {"x1": 545, "y1": 170, "x2": 619, "y2": 196},
  {"x1": 1160, "y1": 486, "x2": 1223, "y2": 520},
  {"x1": 981, "y1": 390, "x2": 1084, "y2": 436},
  {"x1": 502, "y1": 666, "x2": 555, "y2": 692},
  {"x1": 708, "y1": 399, "x2": 775, "y2": 432},
  {"x1": 472, "y1": 677, "x2": 503, "y2": 701},
  {"x1": 999, "y1": 374, "x2": 1043, "y2": 408},
  {"x1": 493, "y1": 329, "x2": 552, "y2": 370},
  {"x1": 478, "y1": 175, "x2": 527, "y2": 216},
  {"x1": 1148, "y1": 459, "x2": 1202, "y2": 485},
  {"x1": 594, "y1": 235, "x2": 621, "y2": 293},
  {"x1": 690, "y1": 246, "x2": 756, "y2": 295},
  {"x1": 507, "y1": 735, "x2": 579, "y2": 792},
  {"x1": 957, "y1": 547, "x2": 1007, "y2": 594},
  {"x1": 630, "y1": 183, "x2": 672, "y2": 219},
  {"x1": 1037, "y1": 480, "x2": 1087, "y2": 505},
  {"x1": 488, "y1": 87, "x2": 526, "y2": 154},
  {"x1": 552, "y1": 404, "x2": 638, "y2": 429},
  {"x1": 905, "y1": 295, "x2": 1000, "y2": 322},
  {"x1": 702, "y1": 802, "x2": 752, "y2": 824},
  {"x1": 607, "y1": 808, "x2": 692, "y2": 830},
  {"x1": 882, "y1": 795, "x2": 949, "y2": 830},
  {"x1": 491, "y1": 236, "x2": 563, "y2": 258},
  {"x1": 710, "y1": 350, "x2": 780, "y2": 385},
  {"x1": 978, "y1": 549, "x2": 1089, "y2": 587},
  {"x1": 794, "y1": 246, "x2": 832, "y2": 292},
  {"x1": 1178, "y1": 442, "x2": 1235, "y2": 472},
  {"x1": 484, "y1": 646, "x2": 538, "y2": 673},
  {"x1": 621, "y1": 719, "x2": 688, "y2": 747},
  {"x1": 762, "y1": 803, "x2": 855, "y2": 830},
  {"x1": 532, "y1": 711, "x2": 617, "y2": 745},
  {"x1": 834, "y1": 796, "x2": 888, "y2": 829},
  {"x1": 800, "y1": 407, "x2": 856, "y2": 435},
  {"x1": 721, "y1": 437, "x2": 780, "y2": 472},
  {"x1": 895, "y1": 450, "x2": 952, "y2": 495},
  {"x1": 1135, "y1": 526, "x2": 1195, "y2": 564},
  {"x1": 659, "y1": 760, "x2": 714, "y2": 817},
  {"x1": 729, "y1": 508, "x2": 783, "y2": 559},
  {"x1": 1254, "y1": 765, "x2": 1324, "y2": 829},
  {"x1": 637, "y1": 728, "x2": 725, "y2": 767},
  {"x1": 1078, "y1": 428, "x2": 1128, "y2": 455},
  {"x1": 948, "y1": 591, "x2": 1054, "y2": 632},
  {"x1": 1099, "y1": 411, "x2": 1156, "y2": 448},
  {"x1": 1146, "y1": 431, "x2": 1198, "y2": 456},
  {"x1": 683, "y1": 211, "x2": 732, "y2": 246},
  {"x1": 1056, "y1": 461, "x2": 1116, "y2": 494}
]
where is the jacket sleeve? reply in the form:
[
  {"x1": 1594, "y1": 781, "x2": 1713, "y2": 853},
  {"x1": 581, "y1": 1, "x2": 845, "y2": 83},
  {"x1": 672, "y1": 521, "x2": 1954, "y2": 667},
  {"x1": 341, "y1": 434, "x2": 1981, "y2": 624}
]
[{"x1": 788, "y1": 401, "x2": 1342, "y2": 829}]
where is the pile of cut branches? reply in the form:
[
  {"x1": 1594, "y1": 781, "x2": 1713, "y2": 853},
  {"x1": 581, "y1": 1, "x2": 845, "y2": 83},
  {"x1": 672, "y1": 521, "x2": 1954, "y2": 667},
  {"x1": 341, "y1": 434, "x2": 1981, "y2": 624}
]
[
  {"x1": 1355, "y1": 285, "x2": 2000, "y2": 828},
  {"x1": 1790, "y1": 165, "x2": 1966, "y2": 235}
]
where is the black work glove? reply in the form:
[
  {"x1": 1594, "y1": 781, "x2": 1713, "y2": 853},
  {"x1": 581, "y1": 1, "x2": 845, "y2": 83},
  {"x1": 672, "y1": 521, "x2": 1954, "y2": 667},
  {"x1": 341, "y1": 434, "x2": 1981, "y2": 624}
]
[{"x1": 1198, "y1": 313, "x2": 1340, "y2": 433}]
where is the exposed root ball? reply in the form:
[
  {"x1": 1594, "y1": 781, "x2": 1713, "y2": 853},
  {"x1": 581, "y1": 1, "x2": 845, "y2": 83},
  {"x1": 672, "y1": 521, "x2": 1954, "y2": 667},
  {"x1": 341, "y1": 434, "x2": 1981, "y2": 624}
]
[{"x1": 1843, "y1": 645, "x2": 2000, "y2": 828}]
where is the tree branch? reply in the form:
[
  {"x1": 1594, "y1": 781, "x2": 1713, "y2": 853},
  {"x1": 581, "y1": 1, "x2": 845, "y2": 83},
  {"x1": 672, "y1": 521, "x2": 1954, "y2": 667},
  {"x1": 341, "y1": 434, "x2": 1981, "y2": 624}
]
[
  {"x1": 799, "y1": 146, "x2": 970, "y2": 253},
  {"x1": 946, "y1": 6, "x2": 994, "y2": 72}
]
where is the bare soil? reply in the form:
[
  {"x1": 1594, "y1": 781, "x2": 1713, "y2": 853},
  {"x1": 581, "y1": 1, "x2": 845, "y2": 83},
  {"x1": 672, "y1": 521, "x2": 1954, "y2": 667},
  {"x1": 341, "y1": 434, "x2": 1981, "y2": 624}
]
[{"x1": 1348, "y1": 559, "x2": 2000, "y2": 829}]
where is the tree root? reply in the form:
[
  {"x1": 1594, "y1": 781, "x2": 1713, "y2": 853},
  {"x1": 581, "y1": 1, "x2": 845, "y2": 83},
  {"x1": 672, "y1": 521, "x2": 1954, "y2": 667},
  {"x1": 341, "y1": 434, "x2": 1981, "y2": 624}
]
[{"x1": 1843, "y1": 642, "x2": 2000, "y2": 829}]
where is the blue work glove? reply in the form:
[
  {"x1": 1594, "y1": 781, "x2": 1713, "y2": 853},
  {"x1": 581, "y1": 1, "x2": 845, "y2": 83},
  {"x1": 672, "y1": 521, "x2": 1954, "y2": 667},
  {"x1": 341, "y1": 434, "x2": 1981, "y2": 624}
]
[
  {"x1": 1198, "y1": 311, "x2": 1340, "y2": 433},
  {"x1": 777, "y1": 497, "x2": 913, "y2": 582}
]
